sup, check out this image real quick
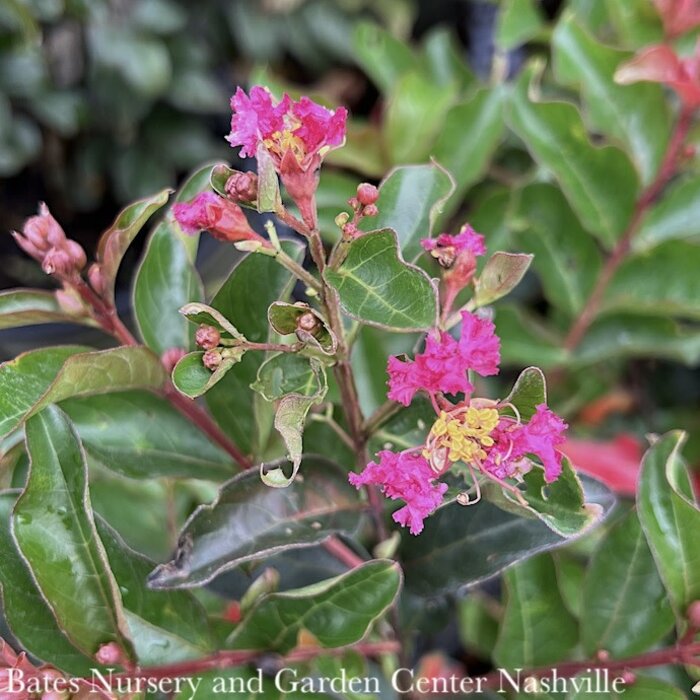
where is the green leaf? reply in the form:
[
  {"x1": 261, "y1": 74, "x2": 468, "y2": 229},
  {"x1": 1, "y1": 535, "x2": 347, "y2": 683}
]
[
  {"x1": 422, "y1": 28, "x2": 476, "y2": 89},
  {"x1": 384, "y1": 70, "x2": 457, "y2": 164},
  {"x1": 256, "y1": 143, "x2": 281, "y2": 212},
  {"x1": 172, "y1": 350, "x2": 244, "y2": 398},
  {"x1": 635, "y1": 175, "x2": 700, "y2": 250},
  {"x1": 552, "y1": 14, "x2": 671, "y2": 184},
  {"x1": 473, "y1": 251, "x2": 533, "y2": 307},
  {"x1": 575, "y1": 314, "x2": 700, "y2": 366},
  {"x1": 205, "y1": 241, "x2": 304, "y2": 458},
  {"x1": 581, "y1": 509, "x2": 674, "y2": 657},
  {"x1": 148, "y1": 457, "x2": 365, "y2": 589},
  {"x1": 60, "y1": 391, "x2": 235, "y2": 480},
  {"x1": 0, "y1": 345, "x2": 166, "y2": 439},
  {"x1": 363, "y1": 163, "x2": 455, "y2": 261},
  {"x1": 638, "y1": 431, "x2": 700, "y2": 616},
  {"x1": 513, "y1": 183, "x2": 602, "y2": 316},
  {"x1": 13, "y1": 407, "x2": 132, "y2": 658},
  {"x1": 493, "y1": 554, "x2": 579, "y2": 668},
  {"x1": 432, "y1": 88, "x2": 505, "y2": 210},
  {"x1": 0, "y1": 491, "x2": 96, "y2": 675},
  {"x1": 569, "y1": 675, "x2": 685, "y2": 700},
  {"x1": 0, "y1": 289, "x2": 91, "y2": 330},
  {"x1": 458, "y1": 593, "x2": 500, "y2": 660},
  {"x1": 603, "y1": 241, "x2": 700, "y2": 319},
  {"x1": 508, "y1": 61, "x2": 639, "y2": 248},
  {"x1": 268, "y1": 302, "x2": 337, "y2": 355},
  {"x1": 497, "y1": 0, "x2": 545, "y2": 49},
  {"x1": 503, "y1": 366, "x2": 546, "y2": 422},
  {"x1": 96, "y1": 189, "x2": 171, "y2": 303},
  {"x1": 401, "y1": 475, "x2": 615, "y2": 597},
  {"x1": 352, "y1": 22, "x2": 417, "y2": 92},
  {"x1": 325, "y1": 230, "x2": 438, "y2": 332},
  {"x1": 227, "y1": 560, "x2": 401, "y2": 653},
  {"x1": 179, "y1": 302, "x2": 246, "y2": 340},
  {"x1": 96, "y1": 518, "x2": 214, "y2": 665},
  {"x1": 605, "y1": 0, "x2": 664, "y2": 50}
]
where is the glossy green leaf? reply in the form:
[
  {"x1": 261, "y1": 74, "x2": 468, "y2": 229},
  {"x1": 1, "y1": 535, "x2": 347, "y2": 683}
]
[
  {"x1": 473, "y1": 252, "x2": 533, "y2": 307},
  {"x1": 604, "y1": 241, "x2": 700, "y2": 319},
  {"x1": 0, "y1": 289, "x2": 92, "y2": 330},
  {"x1": 433, "y1": 88, "x2": 505, "y2": 210},
  {"x1": 508, "y1": 61, "x2": 639, "y2": 248},
  {"x1": 205, "y1": 241, "x2": 304, "y2": 458},
  {"x1": 0, "y1": 345, "x2": 166, "y2": 439},
  {"x1": 638, "y1": 431, "x2": 700, "y2": 615},
  {"x1": 553, "y1": 14, "x2": 671, "y2": 184},
  {"x1": 172, "y1": 350, "x2": 244, "y2": 398},
  {"x1": 363, "y1": 163, "x2": 455, "y2": 261},
  {"x1": 575, "y1": 314, "x2": 700, "y2": 366},
  {"x1": 96, "y1": 518, "x2": 214, "y2": 665},
  {"x1": 497, "y1": 0, "x2": 545, "y2": 49},
  {"x1": 60, "y1": 391, "x2": 235, "y2": 480},
  {"x1": 352, "y1": 22, "x2": 417, "y2": 92},
  {"x1": 384, "y1": 70, "x2": 456, "y2": 164},
  {"x1": 605, "y1": 0, "x2": 663, "y2": 50},
  {"x1": 325, "y1": 230, "x2": 438, "y2": 332},
  {"x1": 458, "y1": 593, "x2": 500, "y2": 660},
  {"x1": 268, "y1": 302, "x2": 337, "y2": 354},
  {"x1": 569, "y1": 675, "x2": 685, "y2": 700},
  {"x1": 401, "y1": 475, "x2": 614, "y2": 597},
  {"x1": 179, "y1": 302, "x2": 246, "y2": 340},
  {"x1": 13, "y1": 407, "x2": 132, "y2": 658},
  {"x1": 513, "y1": 183, "x2": 602, "y2": 316},
  {"x1": 96, "y1": 189, "x2": 171, "y2": 302},
  {"x1": 148, "y1": 457, "x2": 365, "y2": 589},
  {"x1": 493, "y1": 554, "x2": 579, "y2": 668},
  {"x1": 0, "y1": 491, "x2": 96, "y2": 675},
  {"x1": 635, "y1": 175, "x2": 700, "y2": 250},
  {"x1": 227, "y1": 560, "x2": 401, "y2": 653},
  {"x1": 503, "y1": 366, "x2": 546, "y2": 422},
  {"x1": 581, "y1": 509, "x2": 674, "y2": 657},
  {"x1": 422, "y1": 28, "x2": 476, "y2": 89}
]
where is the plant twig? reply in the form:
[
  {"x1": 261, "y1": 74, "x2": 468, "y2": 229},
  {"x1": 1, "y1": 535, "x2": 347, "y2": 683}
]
[
  {"x1": 322, "y1": 537, "x2": 365, "y2": 568},
  {"x1": 563, "y1": 106, "x2": 695, "y2": 351},
  {"x1": 364, "y1": 400, "x2": 403, "y2": 436}
]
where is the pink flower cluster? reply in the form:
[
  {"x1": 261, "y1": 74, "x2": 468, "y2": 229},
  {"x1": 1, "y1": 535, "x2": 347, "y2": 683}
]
[
  {"x1": 227, "y1": 86, "x2": 347, "y2": 166},
  {"x1": 349, "y1": 451, "x2": 448, "y2": 535},
  {"x1": 421, "y1": 224, "x2": 486, "y2": 260},
  {"x1": 387, "y1": 311, "x2": 500, "y2": 406}
]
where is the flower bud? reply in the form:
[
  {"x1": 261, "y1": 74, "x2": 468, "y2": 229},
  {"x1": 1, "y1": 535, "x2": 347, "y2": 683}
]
[
  {"x1": 347, "y1": 196, "x2": 360, "y2": 210},
  {"x1": 202, "y1": 348, "x2": 223, "y2": 371},
  {"x1": 297, "y1": 312, "x2": 318, "y2": 333},
  {"x1": 342, "y1": 222, "x2": 359, "y2": 239},
  {"x1": 95, "y1": 642, "x2": 125, "y2": 666},
  {"x1": 195, "y1": 324, "x2": 221, "y2": 350},
  {"x1": 225, "y1": 171, "x2": 258, "y2": 202},
  {"x1": 688, "y1": 600, "x2": 700, "y2": 628},
  {"x1": 357, "y1": 183, "x2": 379, "y2": 206},
  {"x1": 161, "y1": 347, "x2": 186, "y2": 373},
  {"x1": 64, "y1": 239, "x2": 87, "y2": 271},
  {"x1": 621, "y1": 671, "x2": 636, "y2": 685},
  {"x1": 363, "y1": 203, "x2": 379, "y2": 217},
  {"x1": 88, "y1": 263, "x2": 105, "y2": 295},
  {"x1": 41, "y1": 249, "x2": 74, "y2": 277}
]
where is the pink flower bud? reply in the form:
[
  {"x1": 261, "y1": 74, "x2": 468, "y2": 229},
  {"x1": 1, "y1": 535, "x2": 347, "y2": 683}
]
[
  {"x1": 297, "y1": 312, "x2": 318, "y2": 333},
  {"x1": 363, "y1": 203, "x2": 379, "y2": 217},
  {"x1": 202, "y1": 349, "x2": 223, "y2": 371},
  {"x1": 87, "y1": 263, "x2": 105, "y2": 295},
  {"x1": 621, "y1": 671, "x2": 636, "y2": 685},
  {"x1": 225, "y1": 171, "x2": 258, "y2": 202},
  {"x1": 41, "y1": 249, "x2": 74, "y2": 277},
  {"x1": 347, "y1": 197, "x2": 360, "y2": 210},
  {"x1": 64, "y1": 240, "x2": 87, "y2": 271},
  {"x1": 195, "y1": 324, "x2": 221, "y2": 350},
  {"x1": 95, "y1": 642, "x2": 125, "y2": 666},
  {"x1": 357, "y1": 183, "x2": 379, "y2": 206},
  {"x1": 688, "y1": 600, "x2": 700, "y2": 628},
  {"x1": 161, "y1": 347, "x2": 186, "y2": 373}
]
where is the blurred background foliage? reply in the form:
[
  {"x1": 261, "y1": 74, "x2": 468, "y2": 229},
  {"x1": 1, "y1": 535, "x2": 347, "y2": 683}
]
[{"x1": 1, "y1": 0, "x2": 699, "y2": 471}]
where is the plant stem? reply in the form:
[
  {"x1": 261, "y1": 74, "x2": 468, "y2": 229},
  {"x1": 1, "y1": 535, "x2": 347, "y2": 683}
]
[
  {"x1": 275, "y1": 248, "x2": 322, "y2": 293},
  {"x1": 563, "y1": 106, "x2": 694, "y2": 351},
  {"x1": 322, "y1": 537, "x2": 365, "y2": 568},
  {"x1": 482, "y1": 640, "x2": 700, "y2": 690},
  {"x1": 364, "y1": 400, "x2": 403, "y2": 436}
]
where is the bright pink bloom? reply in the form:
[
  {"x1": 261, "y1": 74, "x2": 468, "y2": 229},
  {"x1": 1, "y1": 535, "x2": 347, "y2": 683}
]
[
  {"x1": 484, "y1": 404, "x2": 567, "y2": 483},
  {"x1": 615, "y1": 42, "x2": 700, "y2": 109},
  {"x1": 349, "y1": 451, "x2": 447, "y2": 535},
  {"x1": 654, "y1": 0, "x2": 700, "y2": 38},
  {"x1": 421, "y1": 224, "x2": 486, "y2": 259},
  {"x1": 173, "y1": 192, "x2": 270, "y2": 247},
  {"x1": 386, "y1": 312, "x2": 499, "y2": 406}
]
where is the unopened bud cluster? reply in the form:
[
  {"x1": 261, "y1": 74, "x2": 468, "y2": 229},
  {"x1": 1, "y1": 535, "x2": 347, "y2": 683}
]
[
  {"x1": 339, "y1": 182, "x2": 379, "y2": 239},
  {"x1": 195, "y1": 324, "x2": 226, "y2": 371}
]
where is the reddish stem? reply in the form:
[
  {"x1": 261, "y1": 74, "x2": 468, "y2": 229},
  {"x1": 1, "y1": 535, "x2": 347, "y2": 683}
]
[
  {"x1": 322, "y1": 537, "x2": 365, "y2": 568},
  {"x1": 563, "y1": 106, "x2": 694, "y2": 351}
]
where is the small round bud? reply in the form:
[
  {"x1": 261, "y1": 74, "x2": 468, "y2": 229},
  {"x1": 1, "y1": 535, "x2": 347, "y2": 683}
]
[
  {"x1": 88, "y1": 263, "x2": 105, "y2": 295},
  {"x1": 223, "y1": 601, "x2": 242, "y2": 624},
  {"x1": 335, "y1": 211, "x2": 350, "y2": 228},
  {"x1": 347, "y1": 196, "x2": 360, "y2": 210},
  {"x1": 161, "y1": 347, "x2": 186, "y2": 373},
  {"x1": 357, "y1": 183, "x2": 379, "y2": 206},
  {"x1": 621, "y1": 671, "x2": 636, "y2": 685},
  {"x1": 687, "y1": 600, "x2": 700, "y2": 629},
  {"x1": 195, "y1": 324, "x2": 221, "y2": 350},
  {"x1": 297, "y1": 312, "x2": 318, "y2": 333},
  {"x1": 41, "y1": 248, "x2": 74, "y2": 277},
  {"x1": 596, "y1": 649, "x2": 610, "y2": 662},
  {"x1": 225, "y1": 171, "x2": 258, "y2": 202},
  {"x1": 95, "y1": 642, "x2": 125, "y2": 666},
  {"x1": 202, "y1": 348, "x2": 223, "y2": 371},
  {"x1": 363, "y1": 203, "x2": 379, "y2": 217},
  {"x1": 64, "y1": 239, "x2": 87, "y2": 271}
]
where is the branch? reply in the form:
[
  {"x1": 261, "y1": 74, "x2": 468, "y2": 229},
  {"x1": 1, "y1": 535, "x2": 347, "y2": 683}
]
[{"x1": 563, "y1": 106, "x2": 695, "y2": 351}]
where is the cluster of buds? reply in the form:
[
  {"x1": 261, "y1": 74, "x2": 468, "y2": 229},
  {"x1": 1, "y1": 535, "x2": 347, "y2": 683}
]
[
  {"x1": 12, "y1": 204, "x2": 86, "y2": 281},
  {"x1": 195, "y1": 324, "x2": 224, "y2": 370},
  {"x1": 224, "y1": 170, "x2": 258, "y2": 203},
  {"x1": 335, "y1": 182, "x2": 379, "y2": 239},
  {"x1": 349, "y1": 229, "x2": 568, "y2": 535}
]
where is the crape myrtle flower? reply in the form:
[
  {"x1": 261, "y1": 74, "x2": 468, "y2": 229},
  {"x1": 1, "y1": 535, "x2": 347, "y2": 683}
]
[
  {"x1": 226, "y1": 86, "x2": 347, "y2": 229},
  {"x1": 387, "y1": 311, "x2": 500, "y2": 407},
  {"x1": 653, "y1": 0, "x2": 700, "y2": 38},
  {"x1": 173, "y1": 192, "x2": 270, "y2": 248},
  {"x1": 615, "y1": 40, "x2": 700, "y2": 109}
]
